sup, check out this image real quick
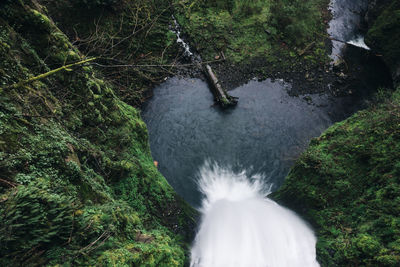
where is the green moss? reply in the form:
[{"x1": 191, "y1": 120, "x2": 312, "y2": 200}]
[
  {"x1": 0, "y1": 1, "x2": 195, "y2": 265},
  {"x1": 174, "y1": 0, "x2": 329, "y2": 64},
  {"x1": 274, "y1": 88, "x2": 400, "y2": 266},
  {"x1": 29, "y1": 9, "x2": 52, "y2": 33}
]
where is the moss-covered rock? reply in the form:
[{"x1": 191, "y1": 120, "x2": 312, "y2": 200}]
[
  {"x1": 0, "y1": 0, "x2": 195, "y2": 265},
  {"x1": 273, "y1": 88, "x2": 400, "y2": 266}
]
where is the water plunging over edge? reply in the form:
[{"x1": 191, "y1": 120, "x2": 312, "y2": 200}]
[
  {"x1": 328, "y1": 0, "x2": 369, "y2": 61},
  {"x1": 346, "y1": 35, "x2": 370, "y2": 50},
  {"x1": 171, "y1": 15, "x2": 203, "y2": 63},
  {"x1": 190, "y1": 161, "x2": 320, "y2": 267},
  {"x1": 171, "y1": 16, "x2": 193, "y2": 57}
]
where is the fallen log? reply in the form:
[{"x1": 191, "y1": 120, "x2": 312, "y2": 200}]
[{"x1": 203, "y1": 64, "x2": 238, "y2": 107}]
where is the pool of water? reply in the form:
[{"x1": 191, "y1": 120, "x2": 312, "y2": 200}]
[{"x1": 142, "y1": 77, "x2": 355, "y2": 207}]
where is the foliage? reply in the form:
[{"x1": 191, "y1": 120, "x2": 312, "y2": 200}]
[
  {"x1": 273, "y1": 88, "x2": 400, "y2": 266},
  {"x1": 173, "y1": 0, "x2": 329, "y2": 63},
  {"x1": 271, "y1": 0, "x2": 327, "y2": 46},
  {"x1": 0, "y1": 185, "x2": 74, "y2": 258},
  {"x1": 0, "y1": 0, "x2": 195, "y2": 265}
]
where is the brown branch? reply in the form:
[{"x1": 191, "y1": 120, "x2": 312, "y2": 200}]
[
  {"x1": 0, "y1": 178, "x2": 19, "y2": 188},
  {"x1": 77, "y1": 230, "x2": 111, "y2": 256},
  {"x1": 298, "y1": 41, "x2": 315, "y2": 56}
]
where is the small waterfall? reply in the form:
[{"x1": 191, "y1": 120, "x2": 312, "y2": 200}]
[
  {"x1": 328, "y1": 0, "x2": 369, "y2": 61},
  {"x1": 346, "y1": 35, "x2": 370, "y2": 50},
  {"x1": 171, "y1": 16, "x2": 196, "y2": 58},
  {"x1": 190, "y1": 162, "x2": 320, "y2": 267}
]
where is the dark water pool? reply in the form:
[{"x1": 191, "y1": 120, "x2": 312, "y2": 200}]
[{"x1": 142, "y1": 77, "x2": 357, "y2": 207}]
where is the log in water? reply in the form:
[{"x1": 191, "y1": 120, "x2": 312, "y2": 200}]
[{"x1": 204, "y1": 64, "x2": 238, "y2": 107}]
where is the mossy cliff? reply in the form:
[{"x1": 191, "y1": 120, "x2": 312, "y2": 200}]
[
  {"x1": 273, "y1": 88, "x2": 400, "y2": 266},
  {"x1": 0, "y1": 0, "x2": 195, "y2": 265}
]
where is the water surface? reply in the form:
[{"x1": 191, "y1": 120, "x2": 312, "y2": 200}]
[{"x1": 143, "y1": 77, "x2": 352, "y2": 206}]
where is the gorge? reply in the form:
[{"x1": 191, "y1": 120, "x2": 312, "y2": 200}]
[{"x1": 0, "y1": 0, "x2": 399, "y2": 266}]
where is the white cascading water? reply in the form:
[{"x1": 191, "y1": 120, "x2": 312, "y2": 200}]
[
  {"x1": 171, "y1": 16, "x2": 194, "y2": 57},
  {"x1": 190, "y1": 162, "x2": 320, "y2": 267},
  {"x1": 346, "y1": 36, "x2": 370, "y2": 50}
]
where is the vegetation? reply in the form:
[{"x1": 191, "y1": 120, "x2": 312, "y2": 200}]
[
  {"x1": 273, "y1": 87, "x2": 400, "y2": 266},
  {"x1": 39, "y1": 0, "x2": 182, "y2": 106},
  {"x1": 1, "y1": 0, "x2": 399, "y2": 265},
  {"x1": 173, "y1": 0, "x2": 329, "y2": 63},
  {"x1": 0, "y1": 0, "x2": 195, "y2": 265}
]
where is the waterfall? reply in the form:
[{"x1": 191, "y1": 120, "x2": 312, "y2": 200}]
[
  {"x1": 347, "y1": 36, "x2": 370, "y2": 50},
  {"x1": 190, "y1": 162, "x2": 320, "y2": 267},
  {"x1": 171, "y1": 16, "x2": 194, "y2": 57},
  {"x1": 328, "y1": 0, "x2": 369, "y2": 61}
]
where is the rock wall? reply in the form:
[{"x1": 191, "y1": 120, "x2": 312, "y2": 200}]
[{"x1": 365, "y1": 0, "x2": 400, "y2": 86}]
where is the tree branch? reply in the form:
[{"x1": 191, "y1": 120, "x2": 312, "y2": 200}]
[{"x1": 0, "y1": 57, "x2": 97, "y2": 93}]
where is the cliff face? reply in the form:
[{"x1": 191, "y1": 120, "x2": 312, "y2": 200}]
[
  {"x1": 0, "y1": 0, "x2": 194, "y2": 266},
  {"x1": 365, "y1": 0, "x2": 400, "y2": 85}
]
